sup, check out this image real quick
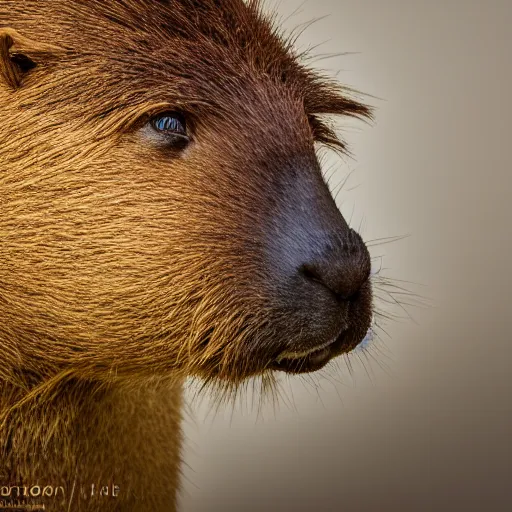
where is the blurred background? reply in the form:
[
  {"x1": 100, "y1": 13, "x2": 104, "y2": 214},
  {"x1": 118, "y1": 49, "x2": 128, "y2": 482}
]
[{"x1": 179, "y1": 1, "x2": 512, "y2": 510}]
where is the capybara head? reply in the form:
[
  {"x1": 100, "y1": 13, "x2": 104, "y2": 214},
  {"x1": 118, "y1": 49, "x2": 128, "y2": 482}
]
[{"x1": 0, "y1": 0, "x2": 373, "y2": 388}]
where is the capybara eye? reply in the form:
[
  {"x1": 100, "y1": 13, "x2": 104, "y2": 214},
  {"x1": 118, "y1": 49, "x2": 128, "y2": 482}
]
[
  {"x1": 148, "y1": 111, "x2": 189, "y2": 146},
  {"x1": 151, "y1": 112, "x2": 186, "y2": 135}
]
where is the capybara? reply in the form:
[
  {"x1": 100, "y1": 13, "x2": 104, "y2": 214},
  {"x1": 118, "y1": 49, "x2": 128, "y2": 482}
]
[{"x1": 0, "y1": 1, "x2": 373, "y2": 510}]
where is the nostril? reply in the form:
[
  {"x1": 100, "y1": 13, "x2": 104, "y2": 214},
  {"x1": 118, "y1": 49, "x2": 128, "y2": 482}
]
[
  {"x1": 300, "y1": 262, "x2": 356, "y2": 301},
  {"x1": 298, "y1": 258, "x2": 369, "y2": 302},
  {"x1": 299, "y1": 263, "x2": 323, "y2": 285},
  {"x1": 336, "y1": 288, "x2": 360, "y2": 302},
  {"x1": 296, "y1": 229, "x2": 371, "y2": 303}
]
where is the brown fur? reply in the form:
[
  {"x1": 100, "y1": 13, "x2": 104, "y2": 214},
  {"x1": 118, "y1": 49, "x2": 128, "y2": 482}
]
[{"x1": 0, "y1": 1, "x2": 373, "y2": 510}]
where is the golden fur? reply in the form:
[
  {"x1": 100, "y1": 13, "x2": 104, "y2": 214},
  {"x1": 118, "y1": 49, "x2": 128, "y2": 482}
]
[{"x1": 0, "y1": 1, "x2": 372, "y2": 510}]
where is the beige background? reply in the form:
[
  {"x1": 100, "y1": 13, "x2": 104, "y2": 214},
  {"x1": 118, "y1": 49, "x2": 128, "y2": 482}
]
[{"x1": 179, "y1": 1, "x2": 512, "y2": 511}]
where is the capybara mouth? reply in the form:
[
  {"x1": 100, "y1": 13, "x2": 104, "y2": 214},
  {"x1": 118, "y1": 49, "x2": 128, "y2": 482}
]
[
  {"x1": 270, "y1": 324, "x2": 372, "y2": 374},
  {"x1": 271, "y1": 340, "x2": 339, "y2": 373}
]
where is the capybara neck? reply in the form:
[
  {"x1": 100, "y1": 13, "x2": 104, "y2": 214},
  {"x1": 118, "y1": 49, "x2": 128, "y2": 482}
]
[{"x1": 0, "y1": 374, "x2": 184, "y2": 511}]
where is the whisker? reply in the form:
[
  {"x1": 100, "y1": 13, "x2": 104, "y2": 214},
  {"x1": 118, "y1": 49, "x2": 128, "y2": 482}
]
[
  {"x1": 365, "y1": 234, "x2": 411, "y2": 247},
  {"x1": 332, "y1": 167, "x2": 357, "y2": 201}
]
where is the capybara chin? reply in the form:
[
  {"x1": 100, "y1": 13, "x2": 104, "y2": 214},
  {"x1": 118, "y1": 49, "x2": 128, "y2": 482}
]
[{"x1": 0, "y1": 0, "x2": 373, "y2": 510}]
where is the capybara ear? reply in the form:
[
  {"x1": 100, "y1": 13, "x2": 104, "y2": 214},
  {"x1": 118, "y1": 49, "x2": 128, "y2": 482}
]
[{"x1": 0, "y1": 27, "x2": 63, "y2": 89}]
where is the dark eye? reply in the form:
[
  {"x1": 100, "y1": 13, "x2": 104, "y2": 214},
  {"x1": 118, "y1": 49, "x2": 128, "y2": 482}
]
[{"x1": 149, "y1": 112, "x2": 189, "y2": 143}]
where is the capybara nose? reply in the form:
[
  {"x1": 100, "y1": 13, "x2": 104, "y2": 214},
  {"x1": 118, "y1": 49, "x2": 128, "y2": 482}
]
[
  {"x1": 269, "y1": 227, "x2": 373, "y2": 374},
  {"x1": 299, "y1": 228, "x2": 371, "y2": 302}
]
